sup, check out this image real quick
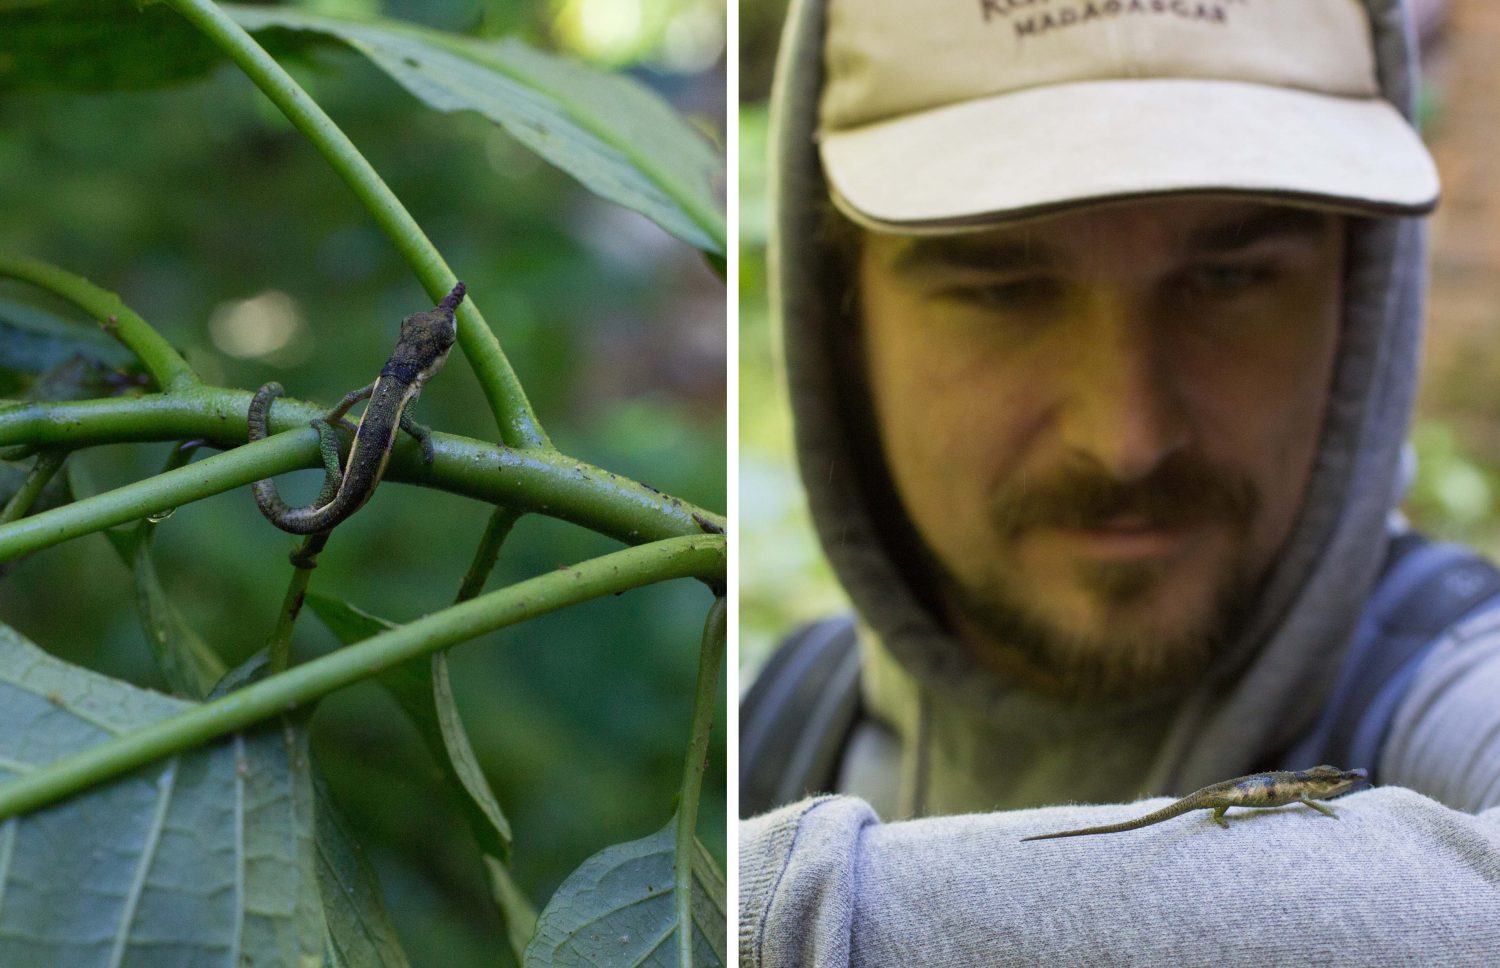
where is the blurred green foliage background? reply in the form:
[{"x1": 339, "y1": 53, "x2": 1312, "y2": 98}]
[
  {"x1": 738, "y1": 0, "x2": 1500, "y2": 675},
  {"x1": 0, "y1": 1, "x2": 725, "y2": 964}
]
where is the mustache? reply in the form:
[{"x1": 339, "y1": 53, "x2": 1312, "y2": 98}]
[{"x1": 987, "y1": 452, "x2": 1261, "y2": 537}]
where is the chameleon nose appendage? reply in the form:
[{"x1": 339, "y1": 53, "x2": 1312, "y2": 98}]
[{"x1": 439, "y1": 280, "x2": 466, "y2": 313}]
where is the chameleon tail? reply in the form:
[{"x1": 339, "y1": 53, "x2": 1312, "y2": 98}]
[
  {"x1": 438, "y1": 280, "x2": 466, "y2": 313},
  {"x1": 248, "y1": 383, "x2": 300, "y2": 526},
  {"x1": 1020, "y1": 799, "x2": 1202, "y2": 841},
  {"x1": 247, "y1": 382, "x2": 282, "y2": 444},
  {"x1": 247, "y1": 382, "x2": 341, "y2": 535}
]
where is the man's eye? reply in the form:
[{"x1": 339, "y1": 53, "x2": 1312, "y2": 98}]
[
  {"x1": 1187, "y1": 262, "x2": 1269, "y2": 294},
  {"x1": 940, "y1": 277, "x2": 1061, "y2": 310}
]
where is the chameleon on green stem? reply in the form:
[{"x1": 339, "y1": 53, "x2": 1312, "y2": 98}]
[
  {"x1": 247, "y1": 281, "x2": 465, "y2": 538},
  {"x1": 1021, "y1": 765, "x2": 1368, "y2": 841}
]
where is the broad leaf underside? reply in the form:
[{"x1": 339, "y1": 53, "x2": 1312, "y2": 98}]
[
  {"x1": 0, "y1": 626, "x2": 319, "y2": 967},
  {"x1": 525, "y1": 821, "x2": 725, "y2": 967}
]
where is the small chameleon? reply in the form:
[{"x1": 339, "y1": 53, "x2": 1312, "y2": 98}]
[
  {"x1": 1021, "y1": 765, "x2": 1369, "y2": 841},
  {"x1": 247, "y1": 281, "x2": 465, "y2": 537}
]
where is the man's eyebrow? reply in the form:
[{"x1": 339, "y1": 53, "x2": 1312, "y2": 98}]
[
  {"x1": 887, "y1": 235, "x2": 1053, "y2": 276},
  {"x1": 1186, "y1": 207, "x2": 1333, "y2": 253}
]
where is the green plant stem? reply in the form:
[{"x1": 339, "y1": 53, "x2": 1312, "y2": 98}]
[
  {"x1": 0, "y1": 534, "x2": 724, "y2": 822},
  {"x1": 455, "y1": 505, "x2": 524, "y2": 603},
  {"x1": 675, "y1": 595, "x2": 725, "y2": 968},
  {"x1": 0, "y1": 392, "x2": 722, "y2": 562},
  {"x1": 0, "y1": 450, "x2": 66, "y2": 524},
  {"x1": 0, "y1": 425, "x2": 303, "y2": 563},
  {"x1": 267, "y1": 574, "x2": 306, "y2": 671},
  {"x1": 0, "y1": 253, "x2": 198, "y2": 392},
  {"x1": 161, "y1": 0, "x2": 547, "y2": 449},
  {"x1": 268, "y1": 534, "x2": 328, "y2": 671},
  {"x1": 0, "y1": 387, "x2": 289, "y2": 449}
]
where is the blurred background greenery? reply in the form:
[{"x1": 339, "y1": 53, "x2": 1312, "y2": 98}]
[
  {"x1": 739, "y1": 0, "x2": 1500, "y2": 675},
  {"x1": 0, "y1": 1, "x2": 724, "y2": 964}
]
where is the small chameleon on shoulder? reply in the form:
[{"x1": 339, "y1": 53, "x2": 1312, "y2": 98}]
[
  {"x1": 1021, "y1": 765, "x2": 1369, "y2": 841},
  {"x1": 247, "y1": 282, "x2": 465, "y2": 539}
]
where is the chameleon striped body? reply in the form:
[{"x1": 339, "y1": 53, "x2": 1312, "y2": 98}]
[
  {"x1": 248, "y1": 282, "x2": 464, "y2": 537},
  {"x1": 1021, "y1": 765, "x2": 1369, "y2": 841}
]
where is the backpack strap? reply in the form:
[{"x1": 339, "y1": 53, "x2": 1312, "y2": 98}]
[
  {"x1": 1281, "y1": 532, "x2": 1500, "y2": 777},
  {"x1": 740, "y1": 614, "x2": 862, "y2": 818}
]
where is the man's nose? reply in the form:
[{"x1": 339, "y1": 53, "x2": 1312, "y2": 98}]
[{"x1": 1057, "y1": 295, "x2": 1189, "y2": 481}]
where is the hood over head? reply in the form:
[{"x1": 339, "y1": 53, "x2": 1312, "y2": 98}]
[{"x1": 770, "y1": 0, "x2": 1436, "y2": 794}]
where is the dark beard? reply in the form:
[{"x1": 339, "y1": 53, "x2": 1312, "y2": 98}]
[
  {"x1": 941, "y1": 553, "x2": 1257, "y2": 699},
  {"x1": 936, "y1": 451, "x2": 1264, "y2": 699}
]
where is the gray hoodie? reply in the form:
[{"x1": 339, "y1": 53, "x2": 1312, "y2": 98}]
[{"x1": 740, "y1": 0, "x2": 1500, "y2": 964}]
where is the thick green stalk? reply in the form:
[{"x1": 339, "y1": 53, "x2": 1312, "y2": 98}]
[
  {"x1": 0, "y1": 253, "x2": 198, "y2": 391},
  {"x1": 0, "y1": 393, "x2": 723, "y2": 562},
  {"x1": 676, "y1": 595, "x2": 726, "y2": 968},
  {"x1": 0, "y1": 428, "x2": 306, "y2": 563},
  {"x1": 160, "y1": 0, "x2": 548, "y2": 449},
  {"x1": 0, "y1": 534, "x2": 724, "y2": 822}
]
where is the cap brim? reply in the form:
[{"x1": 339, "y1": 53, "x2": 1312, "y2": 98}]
[{"x1": 820, "y1": 78, "x2": 1439, "y2": 232}]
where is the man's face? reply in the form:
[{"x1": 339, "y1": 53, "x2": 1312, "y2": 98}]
[{"x1": 856, "y1": 198, "x2": 1345, "y2": 697}]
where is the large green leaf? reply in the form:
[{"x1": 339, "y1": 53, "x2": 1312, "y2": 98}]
[
  {"x1": 0, "y1": 623, "x2": 323, "y2": 966},
  {"x1": 0, "y1": 2, "x2": 725, "y2": 253},
  {"x1": 305, "y1": 592, "x2": 535, "y2": 956},
  {"x1": 226, "y1": 6, "x2": 726, "y2": 253},
  {"x1": 314, "y1": 774, "x2": 411, "y2": 968},
  {"x1": 208, "y1": 652, "x2": 412, "y2": 968},
  {"x1": 0, "y1": 0, "x2": 223, "y2": 91},
  {"x1": 304, "y1": 592, "x2": 513, "y2": 859},
  {"x1": 104, "y1": 522, "x2": 229, "y2": 700},
  {"x1": 0, "y1": 299, "x2": 135, "y2": 375},
  {"x1": 524, "y1": 818, "x2": 726, "y2": 968},
  {"x1": 80, "y1": 436, "x2": 227, "y2": 701}
]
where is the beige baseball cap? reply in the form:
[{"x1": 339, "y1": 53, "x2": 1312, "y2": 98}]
[{"x1": 818, "y1": 0, "x2": 1440, "y2": 231}]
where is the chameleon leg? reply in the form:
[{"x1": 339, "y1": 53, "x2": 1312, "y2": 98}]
[
  {"x1": 307, "y1": 418, "x2": 346, "y2": 506},
  {"x1": 399, "y1": 407, "x2": 437, "y2": 464},
  {"x1": 324, "y1": 380, "x2": 375, "y2": 435},
  {"x1": 1211, "y1": 806, "x2": 1230, "y2": 828},
  {"x1": 288, "y1": 386, "x2": 344, "y2": 566},
  {"x1": 1300, "y1": 797, "x2": 1338, "y2": 818}
]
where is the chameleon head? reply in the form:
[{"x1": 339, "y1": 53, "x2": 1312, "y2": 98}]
[
  {"x1": 395, "y1": 282, "x2": 465, "y2": 383},
  {"x1": 1297, "y1": 765, "x2": 1370, "y2": 799}
]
